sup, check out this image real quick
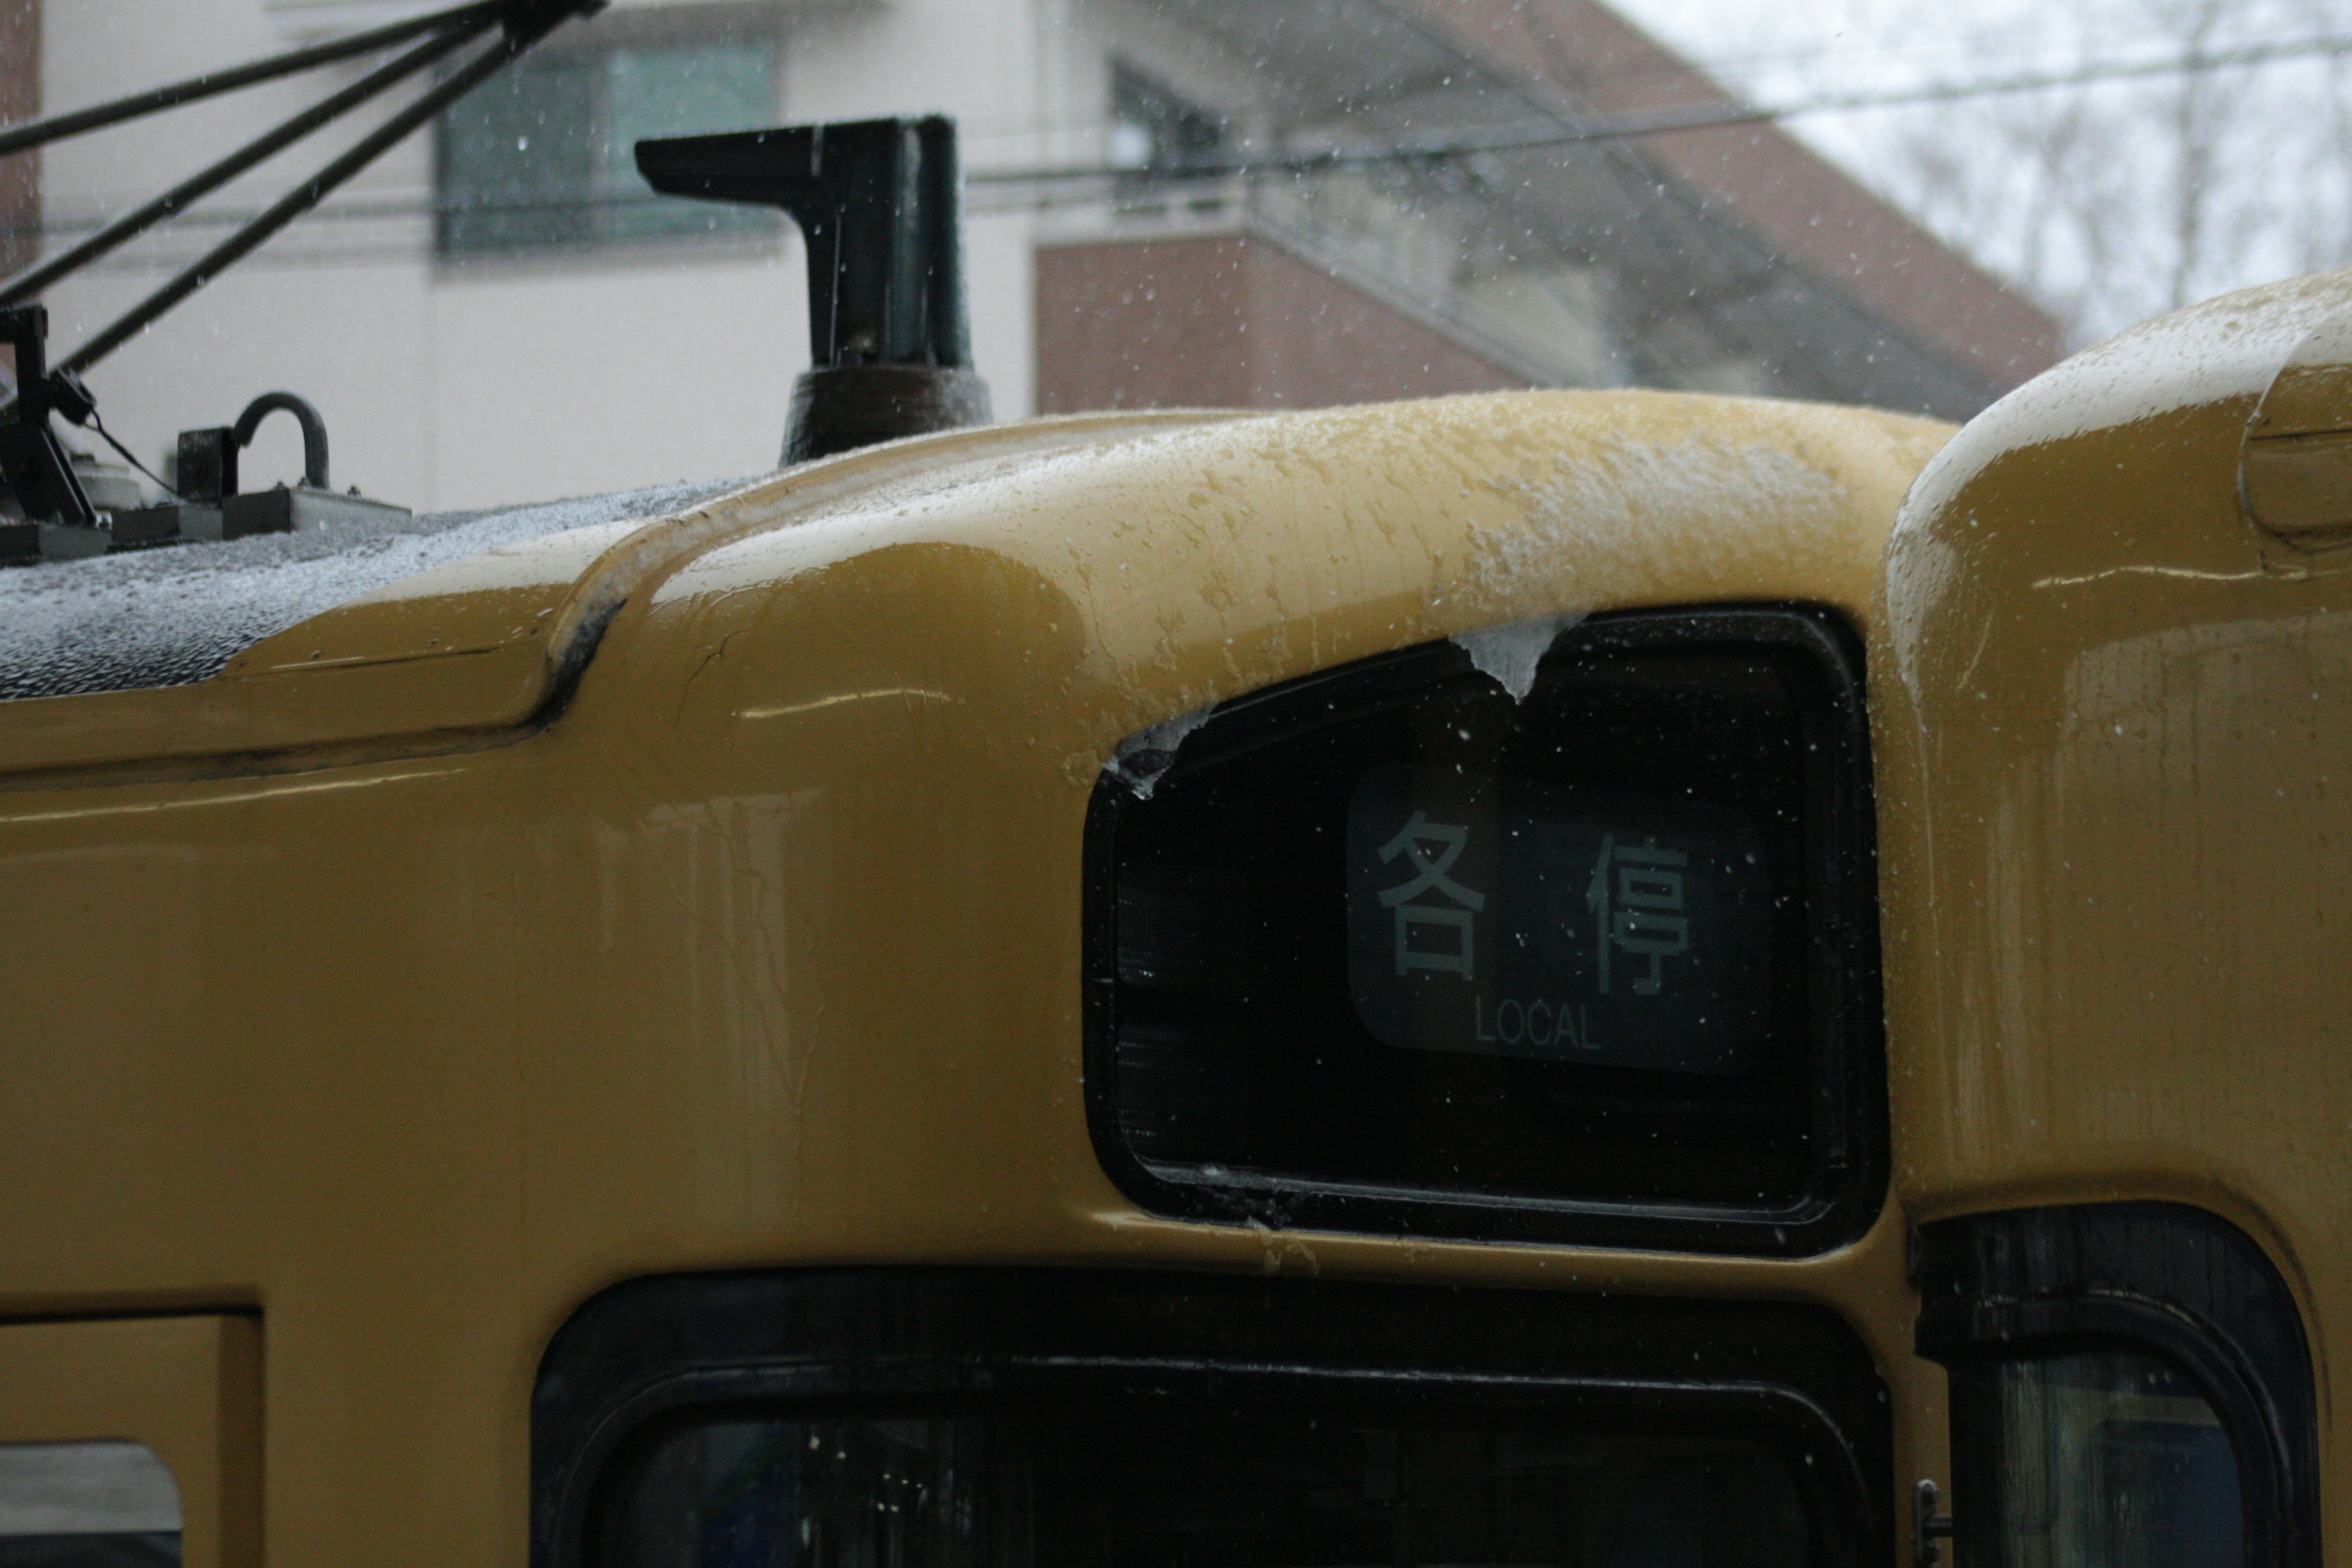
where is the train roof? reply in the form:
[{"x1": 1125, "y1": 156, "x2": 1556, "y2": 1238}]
[
  {"x1": 0, "y1": 478, "x2": 749, "y2": 704},
  {"x1": 0, "y1": 390, "x2": 1948, "y2": 781},
  {"x1": 1899, "y1": 267, "x2": 2352, "y2": 543},
  {"x1": 1874, "y1": 266, "x2": 2352, "y2": 1323}
]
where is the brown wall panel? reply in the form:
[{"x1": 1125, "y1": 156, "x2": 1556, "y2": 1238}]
[{"x1": 1036, "y1": 232, "x2": 1525, "y2": 413}]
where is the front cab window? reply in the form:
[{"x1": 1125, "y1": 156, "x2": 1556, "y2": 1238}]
[
  {"x1": 1986, "y1": 1349, "x2": 2241, "y2": 1568},
  {"x1": 540, "y1": 1272, "x2": 1891, "y2": 1568},
  {"x1": 1917, "y1": 1204, "x2": 2316, "y2": 1568},
  {"x1": 607, "y1": 1412, "x2": 1809, "y2": 1568}
]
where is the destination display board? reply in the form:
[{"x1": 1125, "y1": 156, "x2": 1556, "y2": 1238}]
[
  {"x1": 1345, "y1": 764, "x2": 1773, "y2": 1074},
  {"x1": 1084, "y1": 609, "x2": 1883, "y2": 1254}
]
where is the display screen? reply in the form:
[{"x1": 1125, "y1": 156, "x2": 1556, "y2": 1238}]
[
  {"x1": 1346, "y1": 765, "x2": 1771, "y2": 1073},
  {"x1": 1085, "y1": 609, "x2": 1879, "y2": 1250}
]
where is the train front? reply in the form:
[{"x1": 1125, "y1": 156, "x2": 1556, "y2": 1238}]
[
  {"x1": 0, "y1": 376, "x2": 1947, "y2": 1568},
  {"x1": 27, "y1": 75, "x2": 2352, "y2": 1568}
]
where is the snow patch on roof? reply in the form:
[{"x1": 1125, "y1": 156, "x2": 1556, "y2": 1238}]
[
  {"x1": 1468, "y1": 431, "x2": 1850, "y2": 608},
  {"x1": 1904, "y1": 270, "x2": 2352, "y2": 529},
  {"x1": 0, "y1": 477, "x2": 750, "y2": 703}
]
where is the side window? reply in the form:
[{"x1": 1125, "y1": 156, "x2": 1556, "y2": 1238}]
[
  {"x1": 0, "y1": 1317, "x2": 259, "y2": 1568},
  {"x1": 0, "y1": 1441, "x2": 182, "y2": 1568},
  {"x1": 1916, "y1": 1204, "x2": 2316, "y2": 1568}
]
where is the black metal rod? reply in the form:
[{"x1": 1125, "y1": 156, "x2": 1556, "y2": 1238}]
[
  {"x1": 0, "y1": 0, "x2": 502, "y2": 160},
  {"x1": 0, "y1": 16, "x2": 492, "y2": 307},
  {"x1": 56, "y1": 25, "x2": 547, "y2": 381},
  {"x1": 235, "y1": 391, "x2": 331, "y2": 488}
]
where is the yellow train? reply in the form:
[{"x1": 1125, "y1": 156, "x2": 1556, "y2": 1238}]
[{"x1": 7, "y1": 203, "x2": 2352, "y2": 1568}]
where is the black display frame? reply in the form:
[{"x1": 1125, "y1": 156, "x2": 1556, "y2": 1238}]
[
  {"x1": 1080, "y1": 605, "x2": 1887, "y2": 1256},
  {"x1": 532, "y1": 1267, "x2": 1895, "y2": 1568},
  {"x1": 1913, "y1": 1202, "x2": 2321, "y2": 1568}
]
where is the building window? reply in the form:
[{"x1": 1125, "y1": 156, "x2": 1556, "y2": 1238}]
[
  {"x1": 436, "y1": 39, "x2": 778, "y2": 257},
  {"x1": 1108, "y1": 65, "x2": 1225, "y2": 175}
]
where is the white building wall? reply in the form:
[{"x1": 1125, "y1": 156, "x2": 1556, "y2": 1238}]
[{"x1": 35, "y1": 0, "x2": 1092, "y2": 512}]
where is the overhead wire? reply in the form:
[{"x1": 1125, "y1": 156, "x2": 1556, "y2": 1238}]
[
  {"x1": 20, "y1": 18, "x2": 2352, "y2": 225},
  {"x1": 0, "y1": 0, "x2": 502, "y2": 160},
  {"x1": 965, "y1": 26, "x2": 2352, "y2": 187},
  {"x1": 6, "y1": 20, "x2": 2351, "y2": 287},
  {"x1": 16, "y1": 17, "x2": 2352, "y2": 258}
]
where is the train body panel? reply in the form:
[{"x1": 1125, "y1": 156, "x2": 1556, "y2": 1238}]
[
  {"x1": 0, "y1": 390, "x2": 1946, "y2": 1568},
  {"x1": 1880, "y1": 269, "x2": 2352, "y2": 1561}
]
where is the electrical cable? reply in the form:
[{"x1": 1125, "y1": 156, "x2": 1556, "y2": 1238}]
[
  {"x1": 0, "y1": 0, "x2": 502, "y2": 160},
  {"x1": 0, "y1": 15, "x2": 494, "y2": 306},
  {"x1": 53, "y1": 20, "x2": 564, "y2": 383},
  {"x1": 959, "y1": 28, "x2": 2352, "y2": 186},
  {"x1": 17, "y1": 20, "x2": 2352, "y2": 236},
  {"x1": 6, "y1": 17, "x2": 2350, "y2": 301},
  {"x1": 13, "y1": 21, "x2": 2352, "y2": 252},
  {"x1": 80, "y1": 410, "x2": 181, "y2": 501}
]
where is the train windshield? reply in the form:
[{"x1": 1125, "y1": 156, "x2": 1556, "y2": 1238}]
[{"x1": 601, "y1": 1409, "x2": 1809, "y2": 1568}]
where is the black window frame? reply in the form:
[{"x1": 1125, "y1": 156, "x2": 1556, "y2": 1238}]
[
  {"x1": 532, "y1": 1268, "x2": 1894, "y2": 1568},
  {"x1": 1913, "y1": 1202, "x2": 2321, "y2": 1568},
  {"x1": 1080, "y1": 604, "x2": 1888, "y2": 1256}
]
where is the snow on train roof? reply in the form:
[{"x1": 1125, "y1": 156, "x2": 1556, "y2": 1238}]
[{"x1": 0, "y1": 477, "x2": 751, "y2": 704}]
